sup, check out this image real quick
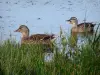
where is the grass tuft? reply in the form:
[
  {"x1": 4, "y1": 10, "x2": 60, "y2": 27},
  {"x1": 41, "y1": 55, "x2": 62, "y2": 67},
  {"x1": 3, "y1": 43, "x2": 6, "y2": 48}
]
[{"x1": 0, "y1": 24, "x2": 100, "y2": 75}]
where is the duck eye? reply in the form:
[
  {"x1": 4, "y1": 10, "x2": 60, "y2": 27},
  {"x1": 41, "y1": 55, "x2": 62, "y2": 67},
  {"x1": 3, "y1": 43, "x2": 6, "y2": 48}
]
[{"x1": 19, "y1": 27, "x2": 22, "y2": 29}]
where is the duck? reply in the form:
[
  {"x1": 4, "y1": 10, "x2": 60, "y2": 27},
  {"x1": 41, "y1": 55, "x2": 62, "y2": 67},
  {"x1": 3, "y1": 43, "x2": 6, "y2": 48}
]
[
  {"x1": 14, "y1": 25, "x2": 55, "y2": 45},
  {"x1": 66, "y1": 17, "x2": 95, "y2": 33}
]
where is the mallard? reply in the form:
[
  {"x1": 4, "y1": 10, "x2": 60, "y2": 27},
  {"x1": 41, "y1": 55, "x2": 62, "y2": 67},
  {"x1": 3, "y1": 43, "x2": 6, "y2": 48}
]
[
  {"x1": 14, "y1": 25, "x2": 55, "y2": 45},
  {"x1": 66, "y1": 17, "x2": 95, "y2": 32}
]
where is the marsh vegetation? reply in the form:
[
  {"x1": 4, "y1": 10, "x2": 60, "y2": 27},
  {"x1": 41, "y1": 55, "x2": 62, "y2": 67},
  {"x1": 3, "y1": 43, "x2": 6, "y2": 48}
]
[{"x1": 0, "y1": 25, "x2": 100, "y2": 75}]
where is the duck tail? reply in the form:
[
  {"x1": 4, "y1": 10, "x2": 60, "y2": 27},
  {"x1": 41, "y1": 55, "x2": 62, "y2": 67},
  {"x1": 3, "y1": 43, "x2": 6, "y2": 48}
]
[
  {"x1": 51, "y1": 34, "x2": 55, "y2": 39},
  {"x1": 91, "y1": 22, "x2": 96, "y2": 26}
]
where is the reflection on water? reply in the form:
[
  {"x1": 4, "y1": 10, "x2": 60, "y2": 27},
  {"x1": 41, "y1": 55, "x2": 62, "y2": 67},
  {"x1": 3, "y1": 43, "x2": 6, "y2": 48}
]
[
  {"x1": 45, "y1": 31, "x2": 95, "y2": 62},
  {"x1": 69, "y1": 31, "x2": 94, "y2": 48},
  {"x1": 44, "y1": 52, "x2": 54, "y2": 62}
]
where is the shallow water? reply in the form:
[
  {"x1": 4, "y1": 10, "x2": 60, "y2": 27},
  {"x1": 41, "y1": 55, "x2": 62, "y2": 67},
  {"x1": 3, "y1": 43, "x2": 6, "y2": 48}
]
[
  {"x1": 0, "y1": 0, "x2": 100, "y2": 62},
  {"x1": 0, "y1": 0, "x2": 100, "y2": 42}
]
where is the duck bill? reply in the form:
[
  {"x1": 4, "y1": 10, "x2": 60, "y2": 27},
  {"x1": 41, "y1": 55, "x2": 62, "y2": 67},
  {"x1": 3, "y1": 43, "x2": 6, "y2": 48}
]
[
  {"x1": 66, "y1": 20, "x2": 70, "y2": 22},
  {"x1": 14, "y1": 29, "x2": 19, "y2": 32}
]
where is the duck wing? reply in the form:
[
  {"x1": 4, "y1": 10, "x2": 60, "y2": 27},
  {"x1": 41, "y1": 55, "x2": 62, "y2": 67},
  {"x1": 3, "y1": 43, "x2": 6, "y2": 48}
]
[
  {"x1": 77, "y1": 22, "x2": 95, "y2": 28},
  {"x1": 29, "y1": 34, "x2": 55, "y2": 41}
]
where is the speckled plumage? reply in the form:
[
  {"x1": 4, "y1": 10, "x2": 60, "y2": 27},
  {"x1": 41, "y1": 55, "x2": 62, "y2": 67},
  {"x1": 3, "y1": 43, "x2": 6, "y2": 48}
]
[
  {"x1": 67, "y1": 17, "x2": 95, "y2": 32},
  {"x1": 15, "y1": 25, "x2": 55, "y2": 44}
]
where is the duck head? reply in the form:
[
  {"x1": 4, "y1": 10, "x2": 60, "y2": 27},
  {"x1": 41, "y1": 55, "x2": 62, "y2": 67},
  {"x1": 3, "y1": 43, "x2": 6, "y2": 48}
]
[
  {"x1": 66, "y1": 17, "x2": 78, "y2": 27},
  {"x1": 15, "y1": 25, "x2": 29, "y2": 38}
]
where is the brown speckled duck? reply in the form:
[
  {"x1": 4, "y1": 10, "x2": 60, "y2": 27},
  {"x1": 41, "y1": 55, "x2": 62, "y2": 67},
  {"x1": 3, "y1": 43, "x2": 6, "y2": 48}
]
[
  {"x1": 14, "y1": 25, "x2": 55, "y2": 44},
  {"x1": 66, "y1": 17, "x2": 95, "y2": 32}
]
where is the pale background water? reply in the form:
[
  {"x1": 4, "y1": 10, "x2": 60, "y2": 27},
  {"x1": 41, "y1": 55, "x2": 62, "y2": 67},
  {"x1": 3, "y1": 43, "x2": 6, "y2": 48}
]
[{"x1": 0, "y1": 0, "x2": 100, "y2": 42}]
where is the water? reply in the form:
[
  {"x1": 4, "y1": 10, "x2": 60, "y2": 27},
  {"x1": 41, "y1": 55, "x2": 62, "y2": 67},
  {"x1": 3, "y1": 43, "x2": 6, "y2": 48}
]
[
  {"x1": 0, "y1": 0, "x2": 100, "y2": 62},
  {"x1": 0, "y1": 0, "x2": 100, "y2": 41}
]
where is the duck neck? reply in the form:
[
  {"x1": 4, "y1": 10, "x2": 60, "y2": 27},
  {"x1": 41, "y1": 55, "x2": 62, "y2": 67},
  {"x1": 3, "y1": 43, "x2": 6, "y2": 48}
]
[
  {"x1": 72, "y1": 21, "x2": 78, "y2": 28},
  {"x1": 72, "y1": 23, "x2": 77, "y2": 27},
  {"x1": 21, "y1": 31, "x2": 29, "y2": 39}
]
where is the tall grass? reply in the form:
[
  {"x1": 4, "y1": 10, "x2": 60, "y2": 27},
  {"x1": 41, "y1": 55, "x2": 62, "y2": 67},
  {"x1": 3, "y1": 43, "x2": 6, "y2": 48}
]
[{"x1": 0, "y1": 25, "x2": 100, "y2": 75}]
